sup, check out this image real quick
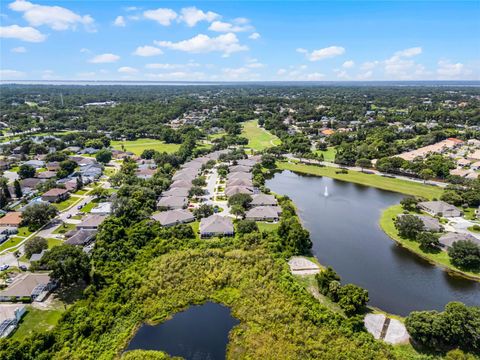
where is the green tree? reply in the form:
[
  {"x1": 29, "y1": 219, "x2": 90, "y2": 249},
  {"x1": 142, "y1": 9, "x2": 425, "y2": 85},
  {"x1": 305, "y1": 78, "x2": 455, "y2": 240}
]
[
  {"x1": 419, "y1": 168, "x2": 435, "y2": 183},
  {"x1": 355, "y1": 158, "x2": 371, "y2": 172},
  {"x1": 41, "y1": 245, "x2": 90, "y2": 286},
  {"x1": 14, "y1": 179, "x2": 22, "y2": 198},
  {"x1": 18, "y1": 164, "x2": 36, "y2": 179},
  {"x1": 316, "y1": 267, "x2": 340, "y2": 296},
  {"x1": 24, "y1": 236, "x2": 48, "y2": 258},
  {"x1": 21, "y1": 203, "x2": 58, "y2": 231},
  {"x1": 193, "y1": 204, "x2": 214, "y2": 219},
  {"x1": 394, "y1": 214, "x2": 424, "y2": 239},
  {"x1": 230, "y1": 204, "x2": 245, "y2": 219},
  {"x1": 227, "y1": 193, "x2": 252, "y2": 209},
  {"x1": 337, "y1": 284, "x2": 369, "y2": 315},
  {"x1": 418, "y1": 232, "x2": 441, "y2": 251},
  {"x1": 95, "y1": 149, "x2": 113, "y2": 164},
  {"x1": 400, "y1": 196, "x2": 419, "y2": 211},
  {"x1": 236, "y1": 220, "x2": 258, "y2": 234},
  {"x1": 448, "y1": 240, "x2": 480, "y2": 270}
]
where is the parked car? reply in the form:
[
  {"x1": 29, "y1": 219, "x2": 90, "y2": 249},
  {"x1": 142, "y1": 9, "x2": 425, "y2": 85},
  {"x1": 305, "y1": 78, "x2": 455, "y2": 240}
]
[
  {"x1": 0, "y1": 264, "x2": 9, "y2": 271},
  {"x1": 77, "y1": 205, "x2": 83, "y2": 210},
  {"x1": 19, "y1": 265, "x2": 28, "y2": 271},
  {"x1": 67, "y1": 214, "x2": 72, "y2": 219}
]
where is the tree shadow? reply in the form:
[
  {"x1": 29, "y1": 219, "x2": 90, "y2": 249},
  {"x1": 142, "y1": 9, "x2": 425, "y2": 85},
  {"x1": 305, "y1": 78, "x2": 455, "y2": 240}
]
[{"x1": 53, "y1": 281, "x2": 87, "y2": 305}]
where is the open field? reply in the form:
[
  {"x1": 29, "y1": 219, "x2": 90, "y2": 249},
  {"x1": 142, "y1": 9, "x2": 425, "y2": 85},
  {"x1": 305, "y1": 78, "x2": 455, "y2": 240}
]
[
  {"x1": 277, "y1": 161, "x2": 443, "y2": 200},
  {"x1": 314, "y1": 147, "x2": 337, "y2": 162},
  {"x1": 111, "y1": 138, "x2": 181, "y2": 155},
  {"x1": 11, "y1": 305, "x2": 65, "y2": 340},
  {"x1": 0, "y1": 236, "x2": 24, "y2": 252},
  {"x1": 380, "y1": 205, "x2": 480, "y2": 281},
  {"x1": 256, "y1": 222, "x2": 280, "y2": 232},
  {"x1": 241, "y1": 120, "x2": 281, "y2": 151}
]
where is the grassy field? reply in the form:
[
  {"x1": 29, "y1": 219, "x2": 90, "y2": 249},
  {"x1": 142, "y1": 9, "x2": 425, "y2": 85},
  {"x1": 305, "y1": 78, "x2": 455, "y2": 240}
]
[
  {"x1": 80, "y1": 200, "x2": 98, "y2": 213},
  {"x1": 277, "y1": 161, "x2": 443, "y2": 200},
  {"x1": 52, "y1": 222, "x2": 76, "y2": 234},
  {"x1": 52, "y1": 196, "x2": 82, "y2": 211},
  {"x1": 11, "y1": 305, "x2": 65, "y2": 340},
  {"x1": 0, "y1": 236, "x2": 24, "y2": 252},
  {"x1": 314, "y1": 147, "x2": 337, "y2": 162},
  {"x1": 241, "y1": 120, "x2": 281, "y2": 151},
  {"x1": 111, "y1": 138, "x2": 181, "y2": 156},
  {"x1": 380, "y1": 205, "x2": 480, "y2": 281},
  {"x1": 256, "y1": 222, "x2": 280, "y2": 232}
]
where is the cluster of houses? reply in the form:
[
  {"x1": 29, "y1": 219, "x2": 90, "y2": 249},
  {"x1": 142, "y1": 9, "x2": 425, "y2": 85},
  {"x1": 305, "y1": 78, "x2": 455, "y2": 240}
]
[{"x1": 400, "y1": 200, "x2": 480, "y2": 250}]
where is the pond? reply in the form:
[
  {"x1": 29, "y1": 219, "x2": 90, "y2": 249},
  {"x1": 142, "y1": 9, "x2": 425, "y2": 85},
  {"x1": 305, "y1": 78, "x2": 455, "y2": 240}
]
[
  {"x1": 267, "y1": 170, "x2": 480, "y2": 316},
  {"x1": 126, "y1": 302, "x2": 239, "y2": 359}
]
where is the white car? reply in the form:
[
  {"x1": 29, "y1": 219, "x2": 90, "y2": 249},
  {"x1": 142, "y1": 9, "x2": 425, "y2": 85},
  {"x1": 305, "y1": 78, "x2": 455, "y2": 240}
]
[{"x1": 0, "y1": 264, "x2": 9, "y2": 271}]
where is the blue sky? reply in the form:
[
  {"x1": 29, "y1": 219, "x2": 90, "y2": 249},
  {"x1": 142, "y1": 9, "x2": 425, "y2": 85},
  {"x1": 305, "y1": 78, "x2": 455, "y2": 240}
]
[{"x1": 1, "y1": 1, "x2": 479, "y2": 81}]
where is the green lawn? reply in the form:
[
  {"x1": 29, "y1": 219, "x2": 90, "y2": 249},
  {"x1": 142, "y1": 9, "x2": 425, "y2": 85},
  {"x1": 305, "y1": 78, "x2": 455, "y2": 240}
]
[
  {"x1": 111, "y1": 138, "x2": 181, "y2": 156},
  {"x1": 52, "y1": 222, "x2": 76, "y2": 234},
  {"x1": 17, "y1": 226, "x2": 32, "y2": 237},
  {"x1": 241, "y1": 120, "x2": 281, "y2": 151},
  {"x1": 277, "y1": 161, "x2": 443, "y2": 200},
  {"x1": 0, "y1": 236, "x2": 24, "y2": 252},
  {"x1": 80, "y1": 199, "x2": 99, "y2": 213},
  {"x1": 256, "y1": 222, "x2": 280, "y2": 232},
  {"x1": 47, "y1": 238, "x2": 63, "y2": 248},
  {"x1": 314, "y1": 147, "x2": 336, "y2": 162},
  {"x1": 380, "y1": 205, "x2": 480, "y2": 281},
  {"x1": 52, "y1": 196, "x2": 82, "y2": 211},
  {"x1": 73, "y1": 189, "x2": 88, "y2": 196},
  {"x1": 11, "y1": 306, "x2": 65, "y2": 340}
]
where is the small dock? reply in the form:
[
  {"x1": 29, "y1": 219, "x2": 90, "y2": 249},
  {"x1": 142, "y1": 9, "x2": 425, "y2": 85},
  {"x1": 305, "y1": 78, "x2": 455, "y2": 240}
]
[
  {"x1": 364, "y1": 313, "x2": 410, "y2": 345},
  {"x1": 288, "y1": 257, "x2": 321, "y2": 275}
]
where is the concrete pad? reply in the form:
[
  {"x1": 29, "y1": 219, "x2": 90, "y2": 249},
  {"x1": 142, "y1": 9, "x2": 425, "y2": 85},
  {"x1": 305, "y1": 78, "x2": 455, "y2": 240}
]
[
  {"x1": 364, "y1": 313, "x2": 385, "y2": 340},
  {"x1": 384, "y1": 318, "x2": 410, "y2": 344},
  {"x1": 288, "y1": 256, "x2": 320, "y2": 275}
]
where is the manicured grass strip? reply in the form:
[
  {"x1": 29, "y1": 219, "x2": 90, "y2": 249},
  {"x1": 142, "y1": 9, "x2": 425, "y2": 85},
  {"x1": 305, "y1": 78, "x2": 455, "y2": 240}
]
[
  {"x1": 17, "y1": 226, "x2": 32, "y2": 237},
  {"x1": 314, "y1": 147, "x2": 337, "y2": 162},
  {"x1": 277, "y1": 161, "x2": 443, "y2": 200},
  {"x1": 47, "y1": 238, "x2": 63, "y2": 248},
  {"x1": 380, "y1": 205, "x2": 480, "y2": 281},
  {"x1": 11, "y1": 306, "x2": 65, "y2": 340},
  {"x1": 0, "y1": 236, "x2": 24, "y2": 252},
  {"x1": 80, "y1": 199, "x2": 98, "y2": 213},
  {"x1": 53, "y1": 196, "x2": 82, "y2": 211},
  {"x1": 111, "y1": 138, "x2": 181, "y2": 156},
  {"x1": 52, "y1": 222, "x2": 76, "y2": 234},
  {"x1": 241, "y1": 120, "x2": 281, "y2": 151}
]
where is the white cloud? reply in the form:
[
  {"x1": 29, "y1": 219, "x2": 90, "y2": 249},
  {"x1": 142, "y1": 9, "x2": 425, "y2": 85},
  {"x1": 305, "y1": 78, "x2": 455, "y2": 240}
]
[
  {"x1": 277, "y1": 69, "x2": 287, "y2": 75},
  {"x1": 77, "y1": 71, "x2": 96, "y2": 78},
  {"x1": 41, "y1": 69, "x2": 58, "y2": 80},
  {"x1": 394, "y1": 47, "x2": 422, "y2": 58},
  {"x1": 9, "y1": 0, "x2": 95, "y2": 31},
  {"x1": 361, "y1": 61, "x2": 379, "y2": 70},
  {"x1": 143, "y1": 8, "x2": 177, "y2": 26},
  {"x1": 89, "y1": 53, "x2": 120, "y2": 63},
  {"x1": 301, "y1": 46, "x2": 345, "y2": 61},
  {"x1": 249, "y1": 32, "x2": 260, "y2": 40},
  {"x1": 11, "y1": 46, "x2": 27, "y2": 53},
  {"x1": 145, "y1": 62, "x2": 200, "y2": 70},
  {"x1": 0, "y1": 69, "x2": 26, "y2": 79},
  {"x1": 342, "y1": 60, "x2": 354, "y2": 68},
  {"x1": 125, "y1": 6, "x2": 138, "y2": 12},
  {"x1": 357, "y1": 71, "x2": 373, "y2": 80},
  {"x1": 305, "y1": 72, "x2": 325, "y2": 80},
  {"x1": 437, "y1": 60, "x2": 467, "y2": 78},
  {"x1": 155, "y1": 33, "x2": 248, "y2": 56},
  {"x1": 0, "y1": 24, "x2": 46, "y2": 42},
  {"x1": 118, "y1": 66, "x2": 138, "y2": 74},
  {"x1": 133, "y1": 45, "x2": 163, "y2": 57},
  {"x1": 246, "y1": 58, "x2": 264, "y2": 68},
  {"x1": 145, "y1": 71, "x2": 206, "y2": 80},
  {"x1": 179, "y1": 7, "x2": 219, "y2": 27},
  {"x1": 335, "y1": 70, "x2": 350, "y2": 79},
  {"x1": 80, "y1": 48, "x2": 90, "y2": 53},
  {"x1": 113, "y1": 15, "x2": 126, "y2": 27},
  {"x1": 208, "y1": 20, "x2": 252, "y2": 33}
]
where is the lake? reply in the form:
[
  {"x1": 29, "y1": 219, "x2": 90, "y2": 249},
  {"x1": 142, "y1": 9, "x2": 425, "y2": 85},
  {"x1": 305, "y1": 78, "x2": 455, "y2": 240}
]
[
  {"x1": 126, "y1": 302, "x2": 239, "y2": 359},
  {"x1": 267, "y1": 170, "x2": 480, "y2": 316}
]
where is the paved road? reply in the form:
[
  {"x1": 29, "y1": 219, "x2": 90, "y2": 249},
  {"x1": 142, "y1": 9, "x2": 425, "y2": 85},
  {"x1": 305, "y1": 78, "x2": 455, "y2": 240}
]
[{"x1": 201, "y1": 167, "x2": 231, "y2": 217}]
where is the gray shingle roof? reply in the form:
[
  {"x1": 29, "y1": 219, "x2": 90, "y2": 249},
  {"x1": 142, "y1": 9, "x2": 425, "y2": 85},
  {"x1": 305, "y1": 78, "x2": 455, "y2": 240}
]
[
  {"x1": 251, "y1": 193, "x2": 277, "y2": 206},
  {"x1": 157, "y1": 196, "x2": 188, "y2": 209},
  {"x1": 439, "y1": 232, "x2": 479, "y2": 248},
  {"x1": 225, "y1": 186, "x2": 254, "y2": 197},
  {"x1": 151, "y1": 209, "x2": 194, "y2": 226},
  {"x1": 200, "y1": 215, "x2": 234, "y2": 235},
  {"x1": 419, "y1": 201, "x2": 461, "y2": 217},
  {"x1": 245, "y1": 206, "x2": 280, "y2": 220},
  {"x1": 65, "y1": 229, "x2": 97, "y2": 246}
]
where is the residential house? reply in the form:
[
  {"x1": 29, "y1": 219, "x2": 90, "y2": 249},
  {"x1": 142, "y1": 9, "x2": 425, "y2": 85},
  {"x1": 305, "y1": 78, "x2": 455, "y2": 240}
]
[
  {"x1": 467, "y1": 150, "x2": 480, "y2": 161},
  {"x1": 36, "y1": 170, "x2": 57, "y2": 179},
  {"x1": 439, "y1": 232, "x2": 480, "y2": 249},
  {"x1": 157, "y1": 196, "x2": 188, "y2": 210},
  {"x1": 20, "y1": 178, "x2": 42, "y2": 192},
  {"x1": 170, "y1": 180, "x2": 192, "y2": 189},
  {"x1": 29, "y1": 249, "x2": 47, "y2": 264},
  {"x1": 0, "y1": 212, "x2": 22, "y2": 228},
  {"x1": 0, "y1": 304, "x2": 26, "y2": 338},
  {"x1": 151, "y1": 209, "x2": 195, "y2": 227},
  {"x1": 227, "y1": 178, "x2": 253, "y2": 187},
  {"x1": 199, "y1": 215, "x2": 234, "y2": 237},
  {"x1": 245, "y1": 206, "x2": 280, "y2": 221},
  {"x1": 418, "y1": 201, "x2": 462, "y2": 218},
  {"x1": 227, "y1": 172, "x2": 252, "y2": 181},
  {"x1": 23, "y1": 160, "x2": 44, "y2": 169},
  {"x1": 65, "y1": 229, "x2": 97, "y2": 246},
  {"x1": 251, "y1": 193, "x2": 278, "y2": 207},
  {"x1": 41, "y1": 188, "x2": 69, "y2": 203},
  {"x1": 237, "y1": 159, "x2": 258, "y2": 167},
  {"x1": 225, "y1": 186, "x2": 254, "y2": 197},
  {"x1": 172, "y1": 172, "x2": 197, "y2": 182},
  {"x1": 136, "y1": 168, "x2": 156, "y2": 180},
  {"x1": 46, "y1": 162, "x2": 60, "y2": 171},
  {"x1": 456, "y1": 158, "x2": 471, "y2": 167},
  {"x1": 229, "y1": 165, "x2": 251, "y2": 173},
  {"x1": 76, "y1": 214, "x2": 107, "y2": 230},
  {"x1": 162, "y1": 188, "x2": 190, "y2": 197},
  {"x1": 90, "y1": 202, "x2": 112, "y2": 215},
  {"x1": 0, "y1": 273, "x2": 55, "y2": 302},
  {"x1": 0, "y1": 160, "x2": 11, "y2": 171}
]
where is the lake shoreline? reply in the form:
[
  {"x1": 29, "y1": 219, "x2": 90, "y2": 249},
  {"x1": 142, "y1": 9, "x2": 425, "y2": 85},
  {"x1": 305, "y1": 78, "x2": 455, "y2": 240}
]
[{"x1": 379, "y1": 205, "x2": 480, "y2": 282}]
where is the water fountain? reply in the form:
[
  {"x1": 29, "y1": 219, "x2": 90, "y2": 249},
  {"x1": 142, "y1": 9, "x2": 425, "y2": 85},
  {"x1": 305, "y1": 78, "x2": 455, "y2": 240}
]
[{"x1": 324, "y1": 186, "x2": 329, "y2": 197}]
